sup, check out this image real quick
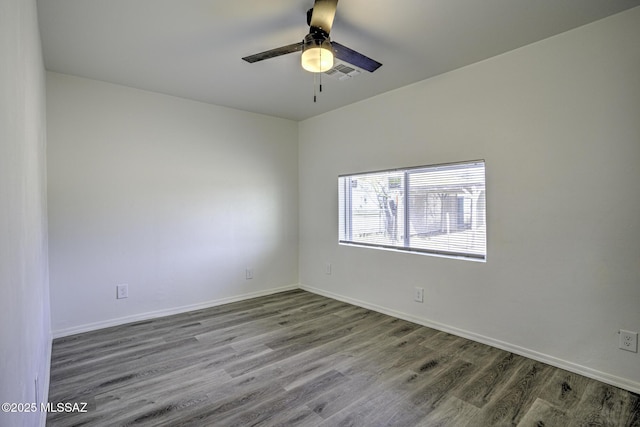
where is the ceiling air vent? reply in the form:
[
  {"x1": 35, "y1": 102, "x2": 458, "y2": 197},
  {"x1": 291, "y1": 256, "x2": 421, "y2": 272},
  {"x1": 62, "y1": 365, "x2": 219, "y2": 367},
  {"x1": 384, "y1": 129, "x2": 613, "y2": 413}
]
[{"x1": 324, "y1": 62, "x2": 361, "y2": 80}]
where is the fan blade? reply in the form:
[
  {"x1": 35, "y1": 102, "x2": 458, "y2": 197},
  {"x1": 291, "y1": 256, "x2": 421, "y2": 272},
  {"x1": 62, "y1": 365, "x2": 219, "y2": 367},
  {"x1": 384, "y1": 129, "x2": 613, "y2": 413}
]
[
  {"x1": 332, "y1": 42, "x2": 382, "y2": 72},
  {"x1": 242, "y1": 42, "x2": 304, "y2": 63},
  {"x1": 310, "y1": 0, "x2": 338, "y2": 34}
]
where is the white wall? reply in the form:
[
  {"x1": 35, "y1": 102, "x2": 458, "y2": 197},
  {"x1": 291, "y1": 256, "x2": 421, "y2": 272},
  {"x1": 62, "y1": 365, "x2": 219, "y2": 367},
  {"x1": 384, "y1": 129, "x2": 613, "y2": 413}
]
[
  {"x1": 0, "y1": 0, "x2": 51, "y2": 425},
  {"x1": 47, "y1": 73, "x2": 299, "y2": 335},
  {"x1": 299, "y1": 7, "x2": 640, "y2": 392}
]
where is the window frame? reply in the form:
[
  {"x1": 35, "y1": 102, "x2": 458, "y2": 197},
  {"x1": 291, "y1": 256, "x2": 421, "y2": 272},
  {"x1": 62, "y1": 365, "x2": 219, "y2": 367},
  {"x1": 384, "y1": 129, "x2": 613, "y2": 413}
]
[{"x1": 338, "y1": 160, "x2": 487, "y2": 262}]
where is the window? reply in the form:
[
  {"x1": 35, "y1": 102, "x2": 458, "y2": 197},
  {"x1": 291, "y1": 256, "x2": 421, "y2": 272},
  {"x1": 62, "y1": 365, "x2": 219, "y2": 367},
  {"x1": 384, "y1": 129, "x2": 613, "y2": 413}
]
[{"x1": 339, "y1": 160, "x2": 486, "y2": 261}]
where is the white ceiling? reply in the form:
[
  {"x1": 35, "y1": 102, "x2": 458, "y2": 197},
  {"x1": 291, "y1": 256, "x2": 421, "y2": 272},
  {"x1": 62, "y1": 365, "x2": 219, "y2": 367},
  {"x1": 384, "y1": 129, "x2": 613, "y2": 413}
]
[{"x1": 37, "y1": 0, "x2": 640, "y2": 121}]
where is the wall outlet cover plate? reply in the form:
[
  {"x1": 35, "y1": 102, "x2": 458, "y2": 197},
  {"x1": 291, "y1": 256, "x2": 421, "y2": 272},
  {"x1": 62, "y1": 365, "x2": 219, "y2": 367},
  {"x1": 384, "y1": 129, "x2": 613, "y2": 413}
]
[{"x1": 619, "y1": 330, "x2": 638, "y2": 353}]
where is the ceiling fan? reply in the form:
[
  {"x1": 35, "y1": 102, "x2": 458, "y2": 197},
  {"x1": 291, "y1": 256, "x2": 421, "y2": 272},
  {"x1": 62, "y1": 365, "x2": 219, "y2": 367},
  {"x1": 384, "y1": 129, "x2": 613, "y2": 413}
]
[{"x1": 242, "y1": 0, "x2": 382, "y2": 74}]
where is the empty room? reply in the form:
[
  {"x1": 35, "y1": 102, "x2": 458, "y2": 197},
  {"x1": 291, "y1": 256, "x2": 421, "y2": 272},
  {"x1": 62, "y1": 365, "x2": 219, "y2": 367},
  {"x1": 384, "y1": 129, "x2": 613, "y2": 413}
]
[{"x1": 2, "y1": 0, "x2": 640, "y2": 425}]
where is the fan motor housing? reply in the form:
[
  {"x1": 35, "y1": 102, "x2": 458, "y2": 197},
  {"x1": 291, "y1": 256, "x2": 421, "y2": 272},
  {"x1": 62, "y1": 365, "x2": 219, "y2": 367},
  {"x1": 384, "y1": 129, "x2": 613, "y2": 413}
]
[{"x1": 304, "y1": 33, "x2": 331, "y2": 49}]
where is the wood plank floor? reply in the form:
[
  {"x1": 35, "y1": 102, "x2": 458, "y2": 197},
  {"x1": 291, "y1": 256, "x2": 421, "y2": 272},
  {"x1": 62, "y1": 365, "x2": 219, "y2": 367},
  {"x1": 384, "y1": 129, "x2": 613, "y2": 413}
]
[{"x1": 47, "y1": 290, "x2": 640, "y2": 426}]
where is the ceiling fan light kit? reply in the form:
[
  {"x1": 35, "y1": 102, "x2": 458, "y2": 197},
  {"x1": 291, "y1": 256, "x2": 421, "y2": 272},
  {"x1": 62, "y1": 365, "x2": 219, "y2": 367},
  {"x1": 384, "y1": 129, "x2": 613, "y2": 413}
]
[{"x1": 301, "y1": 35, "x2": 334, "y2": 73}]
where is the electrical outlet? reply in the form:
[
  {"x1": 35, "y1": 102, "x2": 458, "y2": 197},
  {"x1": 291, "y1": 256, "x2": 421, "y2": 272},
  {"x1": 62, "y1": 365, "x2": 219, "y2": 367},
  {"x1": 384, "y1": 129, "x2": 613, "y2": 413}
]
[
  {"x1": 619, "y1": 330, "x2": 638, "y2": 352},
  {"x1": 414, "y1": 287, "x2": 424, "y2": 303},
  {"x1": 325, "y1": 263, "x2": 332, "y2": 275},
  {"x1": 116, "y1": 284, "x2": 128, "y2": 299},
  {"x1": 246, "y1": 268, "x2": 253, "y2": 280}
]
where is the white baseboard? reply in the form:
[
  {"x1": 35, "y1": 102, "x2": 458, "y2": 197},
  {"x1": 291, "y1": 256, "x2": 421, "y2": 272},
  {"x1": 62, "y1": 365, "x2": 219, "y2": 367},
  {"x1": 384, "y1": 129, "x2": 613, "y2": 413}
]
[
  {"x1": 52, "y1": 284, "x2": 299, "y2": 338},
  {"x1": 300, "y1": 283, "x2": 640, "y2": 395}
]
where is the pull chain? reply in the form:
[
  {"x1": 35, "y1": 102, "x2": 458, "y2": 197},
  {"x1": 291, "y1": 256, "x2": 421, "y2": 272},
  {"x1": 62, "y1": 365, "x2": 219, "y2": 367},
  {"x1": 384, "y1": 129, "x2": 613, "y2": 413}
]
[
  {"x1": 319, "y1": 47, "x2": 323, "y2": 94},
  {"x1": 312, "y1": 49, "x2": 325, "y2": 102}
]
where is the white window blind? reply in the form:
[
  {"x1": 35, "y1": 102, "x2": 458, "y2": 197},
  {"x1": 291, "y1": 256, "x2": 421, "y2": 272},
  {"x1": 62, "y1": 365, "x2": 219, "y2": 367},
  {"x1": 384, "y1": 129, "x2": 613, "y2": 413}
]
[{"x1": 339, "y1": 160, "x2": 486, "y2": 261}]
